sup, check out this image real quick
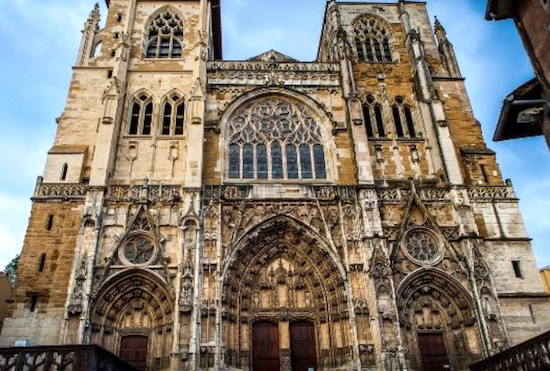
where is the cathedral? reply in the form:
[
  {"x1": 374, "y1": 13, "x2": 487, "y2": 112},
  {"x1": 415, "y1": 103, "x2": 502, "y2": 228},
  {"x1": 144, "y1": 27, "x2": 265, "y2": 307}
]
[{"x1": 2, "y1": 0, "x2": 550, "y2": 370}]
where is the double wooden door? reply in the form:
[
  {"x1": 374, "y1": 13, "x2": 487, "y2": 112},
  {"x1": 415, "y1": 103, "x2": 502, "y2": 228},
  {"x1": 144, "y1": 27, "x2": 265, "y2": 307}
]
[
  {"x1": 252, "y1": 321, "x2": 318, "y2": 371},
  {"x1": 120, "y1": 335, "x2": 149, "y2": 371},
  {"x1": 418, "y1": 333, "x2": 450, "y2": 371}
]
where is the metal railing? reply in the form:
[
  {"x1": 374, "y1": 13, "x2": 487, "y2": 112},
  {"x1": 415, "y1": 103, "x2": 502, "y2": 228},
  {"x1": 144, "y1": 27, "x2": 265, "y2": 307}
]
[
  {"x1": 0, "y1": 345, "x2": 138, "y2": 371},
  {"x1": 470, "y1": 330, "x2": 550, "y2": 371}
]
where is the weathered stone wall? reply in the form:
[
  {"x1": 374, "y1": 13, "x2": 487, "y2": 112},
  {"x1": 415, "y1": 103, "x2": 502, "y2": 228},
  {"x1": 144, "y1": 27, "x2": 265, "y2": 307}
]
[{"x1": 0, "y1": 201, "x2": 83, "y2": 347}]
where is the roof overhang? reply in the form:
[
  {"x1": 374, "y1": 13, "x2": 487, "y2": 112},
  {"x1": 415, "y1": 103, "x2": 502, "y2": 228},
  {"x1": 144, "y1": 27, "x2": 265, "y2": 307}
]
[
  {"x1": 493, "y1": 78, "x2": 546, "y2": 142},
  {"x1": 485, "y1": 0, "x2": 516, "y2": 20},
  {"x1": 105, "y1": 0, "x2": 223, "y2": 60}
]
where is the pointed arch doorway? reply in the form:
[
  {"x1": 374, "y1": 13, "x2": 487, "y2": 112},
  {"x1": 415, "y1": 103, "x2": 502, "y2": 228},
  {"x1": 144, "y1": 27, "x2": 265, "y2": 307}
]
[{"x1": 221, "y1": 216, "x2": 349, "y2": 370}]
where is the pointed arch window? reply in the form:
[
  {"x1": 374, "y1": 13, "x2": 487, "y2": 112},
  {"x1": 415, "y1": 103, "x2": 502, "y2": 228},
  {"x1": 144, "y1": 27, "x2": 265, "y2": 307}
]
[
  {"x1": 227, "y1": 97, "x2": 328, "y2": 181},
  {"x1": 128, "y1": 94, "x2": 154, "y2": 136},
  {"x1": 161, "y1": 93, "x2": 185, "y2": 136},
  {"x1": 145, "y1": 9, "x2": 184, "y2": 59},
  {"x1": 91, "y1": 41, "x2": 102, "y2": 58},
  {"x1": 363, "y1": 95, "x2": 389, "y2": 138},
  {"x1": 393, "y1": 97, "x2": 417, "y2": 139},
  {"x1": 362, "y1": 95, "x2": 388, "y2": 139},
  {"x1": 353, "y1": 16, "x2": 393, "y2": 63}
]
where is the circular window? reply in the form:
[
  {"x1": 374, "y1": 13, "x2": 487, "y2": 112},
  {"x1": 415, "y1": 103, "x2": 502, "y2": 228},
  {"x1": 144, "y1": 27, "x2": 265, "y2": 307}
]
[
  {"x1": 403, "y1": 229, "x2": 441, "y2": 265},
  {"x1": 121, "y1": 235, "x2": 156, "y2": 266}
]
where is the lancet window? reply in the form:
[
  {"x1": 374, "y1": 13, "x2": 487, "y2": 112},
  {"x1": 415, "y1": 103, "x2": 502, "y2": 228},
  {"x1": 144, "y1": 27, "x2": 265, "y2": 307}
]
[
  {"x1": 392, "y1": 97, "x2": 417, "y2": 138},
  {"x1": 128, "y1": 94, "x2": 153, "y2": 136},
  {"x1": 161, "y1": 93, "x2": 185, "y2": 136},
  {"x1": 145, "y1": 9, "x2": 184, "y2": 59},
  {"x1": 363, "y1": 95, "x2": 386, "y2": 138},
  {"x1": 354, "y1": 16, "x2": 393, "y2": 63},
  {"x1": 227, "y1": 97, "x2": 327, "y2": 181}
]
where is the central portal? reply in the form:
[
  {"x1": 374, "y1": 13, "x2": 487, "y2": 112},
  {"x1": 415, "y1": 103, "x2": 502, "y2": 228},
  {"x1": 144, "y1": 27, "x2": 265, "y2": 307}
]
[{"x1": 252, "y1": 322, "x2": 280, "y2": 371}]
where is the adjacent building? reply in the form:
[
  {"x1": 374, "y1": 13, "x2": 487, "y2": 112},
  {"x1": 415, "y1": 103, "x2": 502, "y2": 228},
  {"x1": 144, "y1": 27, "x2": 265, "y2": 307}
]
[
  {"x1": 542, "y1": 266, "x2": 550, "y2": 296},
  {"x1": 486, "y1": 0, "x2": 550, "y2": 150},
  {"x1": 1, "y1": 0, "x2": 550, "y2": 370},
  {"x1": 0, "y1": 273, "x2": 13, "y2": 334}
]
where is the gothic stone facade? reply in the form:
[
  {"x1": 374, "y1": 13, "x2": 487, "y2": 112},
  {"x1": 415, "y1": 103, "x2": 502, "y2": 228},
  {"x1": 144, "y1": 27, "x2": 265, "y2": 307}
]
[{"x1": 2, "y1": 1, "x2": 550, "y2": 371}]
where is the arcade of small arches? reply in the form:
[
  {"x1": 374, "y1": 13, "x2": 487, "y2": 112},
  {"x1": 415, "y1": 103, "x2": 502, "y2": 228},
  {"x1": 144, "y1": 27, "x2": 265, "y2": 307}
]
[{"x1": 362, "y1": 95, "x2": 418, "y2": 140}]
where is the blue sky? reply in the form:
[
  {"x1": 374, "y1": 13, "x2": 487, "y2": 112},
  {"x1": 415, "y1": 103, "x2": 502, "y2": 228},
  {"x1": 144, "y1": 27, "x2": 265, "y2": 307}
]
[{"x1": 0, "y1": 0, "x2": 548, "y2": 269}]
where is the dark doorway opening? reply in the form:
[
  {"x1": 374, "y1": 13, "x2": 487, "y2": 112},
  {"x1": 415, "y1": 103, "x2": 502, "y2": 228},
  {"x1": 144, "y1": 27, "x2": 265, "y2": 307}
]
[
  {"x1": 252, "y1": 321, "x2": 280, "y2": 371},
  {"x1": 290, "y1": 321, "x2": 318, "y2": 371},
  {"x1": 120, "y1": 335, "x2": 148, "y2": 371},
  {"x1": 418, "y1": 332, "x2": 450, "y2": 371}
]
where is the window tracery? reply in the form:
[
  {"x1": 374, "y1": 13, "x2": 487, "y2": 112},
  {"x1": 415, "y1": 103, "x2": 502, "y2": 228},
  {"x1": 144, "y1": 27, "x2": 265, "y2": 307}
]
[
  {"x1": 393, "y1": 97, "x2": 417, "y2": 138},
  {"x1": 120, "y1": 234, "x2": 156, "y2": 266},
  {"x1": 403, "y1": 229, "x2": 441, "y2": 264},
  {"x1": 227, "y1": 97, "x2": 328, "y2": 181},
  {"x1": 161, "y1": 92, "x2": 185, "y2": 136},
  {"x1": 128, "y1": 93, "x2": 153, "y2": 136},
  {"x1": 353, "y1": 15, "x2": 393, "y2": 63},
  {"x1": 145, "y1": 9, "x2": 184, "y2": 59}
]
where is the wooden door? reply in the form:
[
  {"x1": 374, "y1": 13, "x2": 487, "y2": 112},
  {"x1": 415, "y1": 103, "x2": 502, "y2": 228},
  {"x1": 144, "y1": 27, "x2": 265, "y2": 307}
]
[
  {"x1": 252, "y1": 322, "x2": 280, "y2": 371},
  {"x1": 290, "y1": 322, "x2": 318, "y2": 371},
  {"x1": 120, "y1": 335, "x2": 149, "y2": 371},
  {"x1": 418, "y1": 333, "x2": 450, "y2": 371}
]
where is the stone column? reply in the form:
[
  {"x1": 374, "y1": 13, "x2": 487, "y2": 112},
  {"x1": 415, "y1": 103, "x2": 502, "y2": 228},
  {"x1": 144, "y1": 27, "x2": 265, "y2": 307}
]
[{"x1": 280, "y1": 321, "x2": 291, "y2": 371}]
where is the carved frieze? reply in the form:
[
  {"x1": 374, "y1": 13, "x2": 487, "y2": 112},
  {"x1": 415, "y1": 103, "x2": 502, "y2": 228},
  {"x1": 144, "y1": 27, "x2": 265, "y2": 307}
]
[{"x1": 207, "y1": 61, "x2": 341, "y2": 88}]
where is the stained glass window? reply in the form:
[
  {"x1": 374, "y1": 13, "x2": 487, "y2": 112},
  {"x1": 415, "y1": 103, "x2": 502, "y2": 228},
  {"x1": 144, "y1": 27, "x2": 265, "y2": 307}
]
[
  {"x1": 243, "y1": 144, "x2": 254, "y2": 179},
  {"x1": 272, "y1": 142, "x2": 284, "y2": 179},
  {"x1": 286, "y1": 144, "x2": 299, "y2": 179},
  {"x1": 227, "y1": 97, "x2": 328, "y2": 181},
  {"x1": 229, "y1": 144, "x2": 240, "y2": 179},
  {"x1": 257, "y1": 143, "x2": 268, "y2": 179},
  {"x1": 300, "y1": 144, "x2": 313, "y2": 179},
  {"x1": 313, "y1": 145, "x2": 326, "y2": 179}
]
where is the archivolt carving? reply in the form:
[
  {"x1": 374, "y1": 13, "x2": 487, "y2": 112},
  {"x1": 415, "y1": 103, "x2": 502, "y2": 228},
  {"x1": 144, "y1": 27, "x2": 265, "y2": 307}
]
[
  {"x1": 220, "y1": 216, "x2": 353, "y2": 369},
  {"x1": 89, "y1": 270, "x2": 174, "y2": 367},
  {"x1": 396, "y1": 269, "x2": 482, "y2": 369}
]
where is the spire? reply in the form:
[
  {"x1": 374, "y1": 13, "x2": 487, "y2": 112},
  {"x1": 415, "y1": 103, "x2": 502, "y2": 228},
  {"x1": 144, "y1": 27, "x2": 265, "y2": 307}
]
[
  {"x1": 83, "y1": 3, "x2": 101, "y2": 31},
  {"x1": 434, "y1": 16, "x2": 446, "y2": 38},
  {"x1": 433, "y1": 16, "x2": 462, "y2": 78}
]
